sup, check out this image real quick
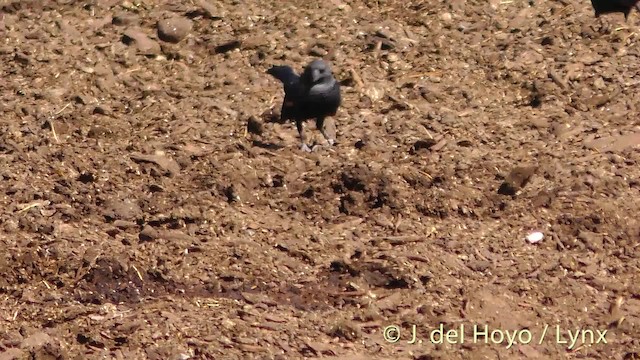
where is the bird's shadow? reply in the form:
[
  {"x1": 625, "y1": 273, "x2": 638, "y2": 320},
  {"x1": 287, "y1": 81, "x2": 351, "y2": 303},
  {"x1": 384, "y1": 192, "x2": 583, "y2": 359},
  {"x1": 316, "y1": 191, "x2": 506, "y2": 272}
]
[{"x1": 251, "y1": 139, "x2": 285, "y2": 150}]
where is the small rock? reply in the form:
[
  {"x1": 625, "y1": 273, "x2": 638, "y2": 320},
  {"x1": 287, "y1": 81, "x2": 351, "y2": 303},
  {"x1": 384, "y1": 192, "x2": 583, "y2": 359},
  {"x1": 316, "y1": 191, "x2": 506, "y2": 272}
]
[
  {"x1": 247, "y1": 116, "x2": 263, "y2": 135},
  {"x1": 157, "y1": 17, "x2": 192, "y2": 43},
  {"x1": 103, "y1": 199, "x2": 143, "y2": 222},
  {"x1": 112, "y1": 13, "x2": 138, "y2": 26},
  {"x1": 328, "y1": 321, "x2": 361, "y2": 341},
  {"x1": 578, "y1": 231, "x2": 603, "y2": 251},
  {"x1": 593, "y1": 77, "x2": 606, "y2": 90},
  {"x1": 21, "y1": 331, "x2": 52, "y2": 350},
  {"x1": 559, "y1": 255, "x2": 578, "y2": 271},
  {"x1": 130, "y1": 152, "x2": 181, "y2": 176},
  {"x1": 364, "y1": 85, "x2": 385, "y2": 102},
  {"x1": 195, "y1": 0, "x2": 224, "y2": 19},
  {"x1": 308, "y1": 46, "x2": 327, "y2": 57},
  {"x1": 73, "y1": 94, "x2": 92, "y2": 105},
  {"x1": 440, "y1": 12, "x2": 453, "y2": 23},
  {"x1": 0, "y1": 348, "x2": 25, "y2": 360},
  {"x1": 468, "y1": 259, "x2": 491, "y2": 272},
  {"x1": 214, "y1": 39, "x2": 242, "y2": 54},
  {"x1": 87, "y1": 125, "x2": 113, "y2": 139},
  {"x1": 498, "y1": 166, "x2": 537, "y2": 195},
  {"x1": 529, "y1": 117, "x2": 548, "y2": 129},
  {"x1": 56, "y1": 19, "x2": 82, "y2": 40},
  {"x1": 541, "y1": 36, "x2": 554, "y2": 46},
  {"x1": 122, "y1": 28, "x2": 161, "y2": 55},
  {"x1": 585, "y1": 132, "x2": 640, "y2": 153},
  {"x1": 139, "y1": 225, "x2": 159, "y2": 241},
  {"x1": 385, "y1": 53, "x2": 399, "y2": 63},
  {"x1": 93, "y1": 105, "x2": 111, "y2": 116},
  {"x1": 113, "y1": 220, "x2": 138, "y2": 229},
  {"x1": 525, "y1": 231, "x2": 544, "y2": 244},
  {"x1": 410, "y1": 139, "x2": 437, "y2": 154}
]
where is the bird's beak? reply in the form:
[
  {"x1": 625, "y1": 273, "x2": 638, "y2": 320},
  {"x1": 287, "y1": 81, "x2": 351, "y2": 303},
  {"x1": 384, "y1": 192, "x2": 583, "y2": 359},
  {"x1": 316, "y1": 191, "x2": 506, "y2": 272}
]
[{"x1": 311, "y1": 69, "x2": 322, "y2": 83}]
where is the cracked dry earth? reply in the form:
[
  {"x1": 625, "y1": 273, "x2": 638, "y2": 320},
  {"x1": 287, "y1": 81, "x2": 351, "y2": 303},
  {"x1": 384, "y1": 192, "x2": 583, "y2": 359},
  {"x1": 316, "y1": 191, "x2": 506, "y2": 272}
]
[{"x1": 1, "y1": 0, "x2": 640, "y2": 359}]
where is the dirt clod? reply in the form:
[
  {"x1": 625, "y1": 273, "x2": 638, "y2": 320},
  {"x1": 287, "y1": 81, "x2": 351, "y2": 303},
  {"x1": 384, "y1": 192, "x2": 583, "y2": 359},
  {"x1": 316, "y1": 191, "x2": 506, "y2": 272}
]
[
  {"x1": 157, "y1": 17, "x2": 192, "y2": 43},
  {"x1": 498, "y1": 166, "x2": 537, "y2": 196},
  {"x1": 122, "y1": 28, "x2": 161, "y2": 55}
]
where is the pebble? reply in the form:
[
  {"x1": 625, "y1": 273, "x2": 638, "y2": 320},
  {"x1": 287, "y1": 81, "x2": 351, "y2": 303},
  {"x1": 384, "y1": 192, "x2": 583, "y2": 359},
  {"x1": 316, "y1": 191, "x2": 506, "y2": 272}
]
[
  {"x1": 157, "y1": 17, "x2": 192, "y2": 43},
  {"x1": 440, "y1": 12, "x2": 452, "y2": 23},
  {"x1": 526, "y1": 231, "x2": 544, "y2": 244},
  {"x1": 112, "y1": 13, "x2": 138, "y2": 26},
  {"x1": 122, "y1": 28, "x2": 161, "y2": 55}
]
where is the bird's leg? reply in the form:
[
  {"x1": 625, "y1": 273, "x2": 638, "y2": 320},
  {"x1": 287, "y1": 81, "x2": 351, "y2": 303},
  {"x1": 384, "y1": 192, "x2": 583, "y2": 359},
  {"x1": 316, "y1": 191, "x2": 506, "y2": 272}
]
[
  {"x1": 296, "y1": 120, "x2": 311, "y2": 152},
  {"x1": 316, "y1": 117, "x2": 336, "y2": 146}
]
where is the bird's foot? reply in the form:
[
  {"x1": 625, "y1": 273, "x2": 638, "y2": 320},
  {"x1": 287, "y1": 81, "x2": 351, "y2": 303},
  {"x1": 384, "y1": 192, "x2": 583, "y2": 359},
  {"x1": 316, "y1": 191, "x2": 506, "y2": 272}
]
[
  {"x1": 300, "y1": 143, "x2": 312, "y2": 152},
  {"x1": 311, "y1": 142, "x2": 337, "y2": 152}
]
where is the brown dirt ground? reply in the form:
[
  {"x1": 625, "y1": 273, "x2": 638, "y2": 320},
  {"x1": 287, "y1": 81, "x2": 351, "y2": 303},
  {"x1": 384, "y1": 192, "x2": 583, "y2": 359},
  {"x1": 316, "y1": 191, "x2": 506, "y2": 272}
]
[{"x1": 1, "y1": 0, "x2": 640, "y2": 359}]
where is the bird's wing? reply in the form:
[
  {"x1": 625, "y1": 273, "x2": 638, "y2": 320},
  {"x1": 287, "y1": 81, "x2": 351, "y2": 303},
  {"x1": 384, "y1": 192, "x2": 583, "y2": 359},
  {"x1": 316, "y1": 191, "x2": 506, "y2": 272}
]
[
  {"x1": 307, "y1": 80, "x2": 341, "y2": 116},
  {"x1": 267, "y1": 65, "x2": 300, "y2": 93},
  {"x1": 267, "y1": 65, "x2": 304, "y2": 120}
]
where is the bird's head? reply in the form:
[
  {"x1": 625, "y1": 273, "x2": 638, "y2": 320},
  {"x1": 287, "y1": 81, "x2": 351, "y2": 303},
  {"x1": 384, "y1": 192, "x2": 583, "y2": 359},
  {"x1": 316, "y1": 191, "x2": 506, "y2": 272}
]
[{"x1": 302, "y1": 59, "x2": 333, "y2": 85}]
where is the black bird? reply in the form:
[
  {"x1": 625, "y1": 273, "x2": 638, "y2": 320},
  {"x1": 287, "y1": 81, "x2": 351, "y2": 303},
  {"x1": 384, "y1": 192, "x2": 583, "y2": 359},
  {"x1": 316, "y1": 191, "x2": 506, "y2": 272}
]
[
  {"x1": 267, "y1": 59, "x2": 341, "y2": 152},
  {"x1": 591, "y1": 0, "x2": 640, "y2": 19}
]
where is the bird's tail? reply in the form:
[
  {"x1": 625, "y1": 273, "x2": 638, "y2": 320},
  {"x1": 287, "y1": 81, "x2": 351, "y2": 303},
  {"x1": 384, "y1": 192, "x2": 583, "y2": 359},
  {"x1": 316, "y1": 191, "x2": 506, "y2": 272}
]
[{"x1": 266, "y1": 65, "x2": 300, "y2": 86}]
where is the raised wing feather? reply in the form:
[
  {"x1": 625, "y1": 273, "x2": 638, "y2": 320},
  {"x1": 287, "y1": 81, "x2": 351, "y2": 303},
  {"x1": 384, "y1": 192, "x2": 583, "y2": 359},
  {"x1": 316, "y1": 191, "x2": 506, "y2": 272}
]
[{"x1": 267, "y1": 65, "x2": 304, "y2": 120}]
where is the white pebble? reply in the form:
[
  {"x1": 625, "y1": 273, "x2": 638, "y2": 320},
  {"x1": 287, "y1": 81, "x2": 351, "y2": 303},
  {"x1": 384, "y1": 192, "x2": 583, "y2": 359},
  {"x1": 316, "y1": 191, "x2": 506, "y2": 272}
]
[{"x1": 526, "y1": 231, "x2": 544, "y2": 244}]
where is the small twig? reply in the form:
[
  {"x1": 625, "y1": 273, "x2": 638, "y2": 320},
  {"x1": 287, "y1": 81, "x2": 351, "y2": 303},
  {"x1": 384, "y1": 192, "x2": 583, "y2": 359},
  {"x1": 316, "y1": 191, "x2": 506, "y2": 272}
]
[
  {"x1": 373, "y1": 40, "x2": 382, "y2": 59},
  {"x1": 567, "y1": 343, "x2": 586, "y2": 354},
  {"x1": 16, "y1": 201, "x2": 46, "y2": 214},
  {"x1": 424, "y1": 129, "x2": 434, "y2": 139},
  {"x1": 48, "y1": 102, "x2": 72, "y2": 144},
  {"x1": 131, "y1": 265, "x2": 144, "y2": 282},
  {"x1": 50, "y1": 120, "x2": 59, "y2": 143},
  {"x1": 54, "y1": 102, "x2": 72, "y2": 115},
  {"x1": 124, "y1": 67, "x2": 141, "y2": 74},
  {"x1": 417, "y1": 169, "x2": 433, "y2": 180}
]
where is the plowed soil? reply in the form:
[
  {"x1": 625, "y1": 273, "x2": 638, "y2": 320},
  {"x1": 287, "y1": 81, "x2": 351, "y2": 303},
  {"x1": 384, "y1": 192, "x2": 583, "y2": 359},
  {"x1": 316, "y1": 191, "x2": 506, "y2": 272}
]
[{"x1": 1, "y1": 0, "x2": 640, "y2": 359}]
